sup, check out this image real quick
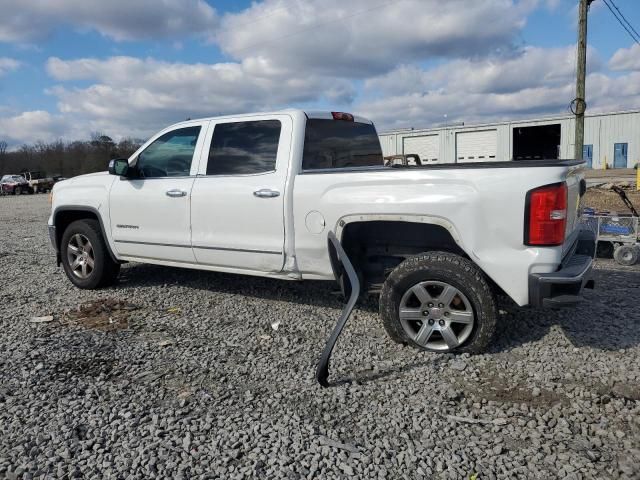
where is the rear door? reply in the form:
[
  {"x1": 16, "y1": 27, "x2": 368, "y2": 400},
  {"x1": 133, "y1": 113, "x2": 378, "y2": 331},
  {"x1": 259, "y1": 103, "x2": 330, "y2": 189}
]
[
  {"x1": 109, "y1": 122, "x2": 208, "y2": 263},
  {"x1": 190, "y1": 114, "x2": 292, "y2": 272}
]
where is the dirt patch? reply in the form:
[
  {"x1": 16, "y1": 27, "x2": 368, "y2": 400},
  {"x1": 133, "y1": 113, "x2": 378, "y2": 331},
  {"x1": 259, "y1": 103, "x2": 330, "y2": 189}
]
[
  {"x1": 61, "y1": 298, "x2": 139, "y2": 332},
  {"x1": 583, "y1": 187, "x2": 640, "y2": 214},
  {"x1": 457, "y1": 370, "x2": 568, "y2": 407}
]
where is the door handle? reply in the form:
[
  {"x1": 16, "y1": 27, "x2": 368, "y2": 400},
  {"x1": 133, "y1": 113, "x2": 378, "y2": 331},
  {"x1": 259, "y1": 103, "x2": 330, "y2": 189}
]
[
  {"x1": 253, "y1": 188, "x2": 280, "y2": 198},
  {"x1": 166, "y1": 189, "x2": 188, "y2": 198}
]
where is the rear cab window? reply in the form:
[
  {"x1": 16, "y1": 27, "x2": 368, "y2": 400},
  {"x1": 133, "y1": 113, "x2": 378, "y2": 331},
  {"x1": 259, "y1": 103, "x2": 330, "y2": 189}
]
[{"x1": 302, "y1": 118, "x2": 383, "y2": 171}]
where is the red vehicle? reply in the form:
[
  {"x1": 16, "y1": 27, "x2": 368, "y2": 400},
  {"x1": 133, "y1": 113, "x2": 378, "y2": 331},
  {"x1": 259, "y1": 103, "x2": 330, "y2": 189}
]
[{"x1": 0, "y1": 175, "x2": 30, "y2": 195}]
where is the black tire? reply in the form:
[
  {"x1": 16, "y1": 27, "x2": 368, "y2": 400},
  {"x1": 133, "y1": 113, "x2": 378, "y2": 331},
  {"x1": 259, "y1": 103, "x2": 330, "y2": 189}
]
[
  {"x1": 60, "y1": 219, "x2": 120, "y2": 289},
  {"x1": 596, "y1": 241, "x2": 614, "y2": 259},
  {"x1": 14, "y1": 186, "x2": 22, "y2": 195},
  {"x1": 613, "y1": 245, "x2": 639, "y2": 266},
  {"x1": 380, "y1": 251, "x2": 497, "y2": 354}
]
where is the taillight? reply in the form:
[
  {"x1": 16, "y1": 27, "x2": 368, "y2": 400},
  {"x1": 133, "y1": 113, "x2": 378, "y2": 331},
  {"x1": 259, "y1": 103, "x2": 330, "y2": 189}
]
[
  {"x1": 331, "y1": 112, "x2": 354, "y2": 121},
  {"x1": 525, "y1": 182, "x2": 567, "y2": 246}
]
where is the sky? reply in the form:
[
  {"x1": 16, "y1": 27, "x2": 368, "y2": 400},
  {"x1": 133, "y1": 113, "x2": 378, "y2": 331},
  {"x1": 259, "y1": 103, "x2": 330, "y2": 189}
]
[{"x1": 0, "y1": 0, "x2": 639, "y2": 146}]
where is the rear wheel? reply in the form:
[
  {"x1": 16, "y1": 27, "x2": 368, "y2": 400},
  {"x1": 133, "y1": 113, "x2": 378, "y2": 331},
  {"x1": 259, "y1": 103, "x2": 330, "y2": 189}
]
[
  {"x1": 613, "y1": 245, "x2": 638, "y2": 266},
  {"x1": 380, "y1": 252, "x2": 497, "y2": 354},
  {"x1": 61, "y1": 219, "x2": 120, "y2": 289},
  {"x1": 14, "y1": 186, "x2": 22, "y2": 195}
]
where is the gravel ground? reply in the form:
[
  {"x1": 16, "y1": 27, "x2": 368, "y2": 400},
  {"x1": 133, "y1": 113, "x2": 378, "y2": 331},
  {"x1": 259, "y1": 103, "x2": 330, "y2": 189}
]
[{"x1": 1, "y1": 195, "x2": 639, "y2": 480}]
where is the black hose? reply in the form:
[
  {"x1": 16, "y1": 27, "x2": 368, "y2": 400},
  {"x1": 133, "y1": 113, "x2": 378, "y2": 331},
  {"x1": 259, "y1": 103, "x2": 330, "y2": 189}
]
[{"x1": 315, "y1": 231, "x2": 361, "y2": 387}]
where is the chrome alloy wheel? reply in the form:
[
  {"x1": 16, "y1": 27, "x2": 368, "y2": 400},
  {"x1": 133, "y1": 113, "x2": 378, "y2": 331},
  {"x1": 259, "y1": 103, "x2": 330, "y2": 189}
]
[
  {"x1": 67, "y1": 233, "x2": 95, "y2": 279},
  {"x1": 399, "y1": 281, "x2": 475, "y2": 351}
]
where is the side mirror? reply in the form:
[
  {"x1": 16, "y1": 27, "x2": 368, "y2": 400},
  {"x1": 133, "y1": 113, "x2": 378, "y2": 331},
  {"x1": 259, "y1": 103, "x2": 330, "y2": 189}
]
[{"x1": 108, "y1": 158, "x2": 130, "y2": 177}]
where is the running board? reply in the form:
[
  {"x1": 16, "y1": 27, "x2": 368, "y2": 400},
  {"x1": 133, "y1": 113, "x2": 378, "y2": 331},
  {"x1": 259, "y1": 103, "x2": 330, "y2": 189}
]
[{"x1": 316, "y1": 231, "x2": 361, "y2": 388}]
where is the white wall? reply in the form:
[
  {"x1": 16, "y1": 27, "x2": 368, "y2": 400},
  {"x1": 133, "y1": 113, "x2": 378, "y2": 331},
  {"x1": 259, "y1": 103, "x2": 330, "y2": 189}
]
[{"x1": 379, "y1": 110, "x2": 640, "y2": 168}]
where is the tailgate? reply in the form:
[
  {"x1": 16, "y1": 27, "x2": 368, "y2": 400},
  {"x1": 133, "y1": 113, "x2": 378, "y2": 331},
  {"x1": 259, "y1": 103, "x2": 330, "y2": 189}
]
[{"x1": 563, "y1": 165, "x2": 587, "y2": 253}]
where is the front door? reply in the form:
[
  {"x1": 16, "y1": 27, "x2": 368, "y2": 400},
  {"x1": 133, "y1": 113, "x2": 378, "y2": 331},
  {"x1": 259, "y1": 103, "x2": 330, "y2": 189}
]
[
  {"x1": 190, "y1": 114, "x2": 292, "y2": 272},
  {"x1": 109, "y1": 122, "x2": 208, "y2": 263},
  {"x1": 614, "y1": 143, "x2": 628, "y2": 169}
]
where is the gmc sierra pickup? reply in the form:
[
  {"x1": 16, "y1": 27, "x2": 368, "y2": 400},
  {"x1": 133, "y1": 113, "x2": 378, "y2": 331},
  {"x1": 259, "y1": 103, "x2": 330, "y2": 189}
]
[{"x1": 48, "y1": 110, "x2": 595, "y2": 354}]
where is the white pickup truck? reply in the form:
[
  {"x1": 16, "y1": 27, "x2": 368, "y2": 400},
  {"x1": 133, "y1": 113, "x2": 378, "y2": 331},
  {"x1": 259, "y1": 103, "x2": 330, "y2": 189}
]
[{"x1": 48, "y1": 110, "x2": 595, "y2": 355}]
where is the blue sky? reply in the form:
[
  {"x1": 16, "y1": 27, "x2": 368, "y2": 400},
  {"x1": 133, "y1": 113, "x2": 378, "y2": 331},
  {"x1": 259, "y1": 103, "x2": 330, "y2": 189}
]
[{"x1": 0, "y1": 0, "x2": 639, "y2": 146}]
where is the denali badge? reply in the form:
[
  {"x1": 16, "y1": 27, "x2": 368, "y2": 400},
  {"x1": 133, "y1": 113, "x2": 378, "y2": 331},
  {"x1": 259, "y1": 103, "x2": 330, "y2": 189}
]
[{"x1": 116, "y1": 224, "x2": 139, "y2": 229}]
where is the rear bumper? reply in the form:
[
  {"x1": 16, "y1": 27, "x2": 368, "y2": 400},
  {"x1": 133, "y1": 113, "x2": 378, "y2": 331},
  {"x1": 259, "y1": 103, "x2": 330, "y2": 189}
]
[{"x1": 529, "y1": 229, "x2": 596, "y2": 307}]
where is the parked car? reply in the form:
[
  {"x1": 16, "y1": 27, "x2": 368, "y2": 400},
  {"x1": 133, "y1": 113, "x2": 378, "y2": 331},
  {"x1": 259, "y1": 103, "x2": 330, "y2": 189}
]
[
  {"x1": 22, "y1": 171, "x2": 54, "y2": 193},
  {"x1": 0, "y1": 174, "x2": 30, "y2": 195},
  {"x1": 48, "y1": 110, "x2": 595, "y2": 355}
]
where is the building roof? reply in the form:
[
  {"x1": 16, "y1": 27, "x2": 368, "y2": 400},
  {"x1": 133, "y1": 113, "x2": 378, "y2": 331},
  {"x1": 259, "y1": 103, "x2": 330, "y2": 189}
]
[{"x1": 378, "y1": 109, "x2": 640, "y2": 136}]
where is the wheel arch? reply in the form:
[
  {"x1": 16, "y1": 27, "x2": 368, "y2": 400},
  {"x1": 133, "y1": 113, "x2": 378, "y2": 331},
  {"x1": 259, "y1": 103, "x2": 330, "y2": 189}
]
[
  {"x1": 53, "y1": 206, "x2": 119, "y2": 264},
  {"x1": 334, "y1": 215, "x2": 467, "y2": 288},
  {"x1": 333, "y1": 215, "x2": 505, "y2": 297}
]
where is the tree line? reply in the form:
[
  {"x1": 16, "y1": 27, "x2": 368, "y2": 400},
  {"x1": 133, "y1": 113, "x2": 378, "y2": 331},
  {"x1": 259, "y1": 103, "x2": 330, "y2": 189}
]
[{"x1": 0, "y1": 134, "x2": 143, "y2": 178}]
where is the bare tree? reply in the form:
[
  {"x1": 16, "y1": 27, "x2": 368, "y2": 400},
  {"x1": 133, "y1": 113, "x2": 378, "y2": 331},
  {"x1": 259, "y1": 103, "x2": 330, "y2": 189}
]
[
  {"x1": 0, "y1": 141, "x2": 7, "y2": 174},
  {"x1": 0, "y1": 136, "x2": 142, "y2": 177}
]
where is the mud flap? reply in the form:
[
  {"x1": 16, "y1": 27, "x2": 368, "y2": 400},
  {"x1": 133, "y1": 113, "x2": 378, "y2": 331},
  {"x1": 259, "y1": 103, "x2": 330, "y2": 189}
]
[{"x1": 316, "y1": 231, "x2": 361, "y2": 387}]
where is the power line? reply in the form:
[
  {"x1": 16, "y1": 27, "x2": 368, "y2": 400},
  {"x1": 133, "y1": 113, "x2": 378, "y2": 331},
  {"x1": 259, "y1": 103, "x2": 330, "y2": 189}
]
[
  {"x1": 607, "y1": 0, "x2": 640, "y2": 41},
  {"x1": 602, "y1": 0, "x2": 640, "y2": 45}
]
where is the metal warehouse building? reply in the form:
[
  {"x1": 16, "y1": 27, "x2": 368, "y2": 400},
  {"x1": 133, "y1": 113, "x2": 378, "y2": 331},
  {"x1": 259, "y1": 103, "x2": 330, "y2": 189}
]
[{"x1": 378, "y1": 110, "x2": 640, "y2": 169}]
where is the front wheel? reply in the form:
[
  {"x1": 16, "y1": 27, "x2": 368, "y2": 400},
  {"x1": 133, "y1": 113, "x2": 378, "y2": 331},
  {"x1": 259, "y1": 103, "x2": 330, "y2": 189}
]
[
  {"x1": 380, "y1": 252, "x2": 497, "y2": 354},
  {"x1": 60, "y1": 219, "x2": 120, "y2": 289}
]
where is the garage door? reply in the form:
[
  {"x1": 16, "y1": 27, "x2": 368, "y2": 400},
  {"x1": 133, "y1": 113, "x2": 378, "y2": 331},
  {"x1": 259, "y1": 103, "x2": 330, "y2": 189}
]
[
  {"x1": 403, "y1": 135, "x2": 440, "y2": 164},
  {"x1": 455, "y1": 130, "x2": 497, "y2": 162},
  {"x1": 378, "y1": 135, "x2": 395, "y2": 157}
]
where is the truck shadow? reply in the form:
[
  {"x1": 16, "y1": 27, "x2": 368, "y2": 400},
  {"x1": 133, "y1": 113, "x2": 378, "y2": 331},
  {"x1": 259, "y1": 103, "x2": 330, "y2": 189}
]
[
  {"x1": 116, "y1": 263, "x2": 350, "y2": 310},
  {"x1": 492, "y1": 262, "x2": 640, "y2": 352},
  {"x1": 116, "y1": 260, "x2": 639, "y2": 352}
]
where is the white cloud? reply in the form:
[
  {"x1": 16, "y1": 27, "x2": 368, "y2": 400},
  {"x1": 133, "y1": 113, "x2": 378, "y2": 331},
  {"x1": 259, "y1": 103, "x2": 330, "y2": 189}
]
[
  {"x1": 216, "y1": 0, "x2": 535, "y2": 78},
  {"x1": 365, "y1": 46, "x2": 602, "y2": 96},
  {"x1": 0, "y1": 111, "x2": 69, "y2": 144},
  {"x1": 0, "y1": 57, "x2": 20, "y2": 76},
  {"x1": 2, "y1": 1, "x2": 637, "y2": 145},
  {"x1": 609, "y1": 44, "x2": 640, "y2": 72},
  {"x1": 44, "y1": 56, "x2": 355, "y2": 140},
  {"x1": 359, "y1": 56, "x2": 640, "y2": 131},
  {"x1": 0, "y1": 0, "x2": 218, "y2": 43}
]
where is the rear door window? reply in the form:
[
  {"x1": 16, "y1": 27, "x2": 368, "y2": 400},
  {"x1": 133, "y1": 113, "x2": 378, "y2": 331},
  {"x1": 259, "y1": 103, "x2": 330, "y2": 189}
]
[
  {"x1": 206, "y1": 120, "x2": 282, "y2": 175},
  {"x1": 302, "y1": 119, "x2": 383, "y2": 170}
]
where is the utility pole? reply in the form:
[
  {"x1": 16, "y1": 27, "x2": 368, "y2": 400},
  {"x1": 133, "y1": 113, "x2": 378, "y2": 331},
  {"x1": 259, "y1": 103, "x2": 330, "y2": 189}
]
[{"x1": 574, "y1": 0, "x2": 593, "y2": 160}]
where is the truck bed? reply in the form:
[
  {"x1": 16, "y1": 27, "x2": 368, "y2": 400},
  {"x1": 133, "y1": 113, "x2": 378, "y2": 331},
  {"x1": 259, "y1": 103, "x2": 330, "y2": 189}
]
[{"x1": 300, "y1": 159, "x2": 584, "y2": 174}]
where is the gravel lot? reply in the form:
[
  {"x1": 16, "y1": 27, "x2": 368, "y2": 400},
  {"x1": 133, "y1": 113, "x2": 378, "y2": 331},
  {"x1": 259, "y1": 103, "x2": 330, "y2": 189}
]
[{"x1": 1, "y1": 195, "x2": 639, "y2": 480}]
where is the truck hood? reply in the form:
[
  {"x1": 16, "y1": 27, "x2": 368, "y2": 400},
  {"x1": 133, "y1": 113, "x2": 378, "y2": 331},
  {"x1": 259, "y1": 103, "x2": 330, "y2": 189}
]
[
  {"x1": 53, "y1": 171, "x2": 112, "y2": 192},
  {"x1": 72, "y1": 171, "x2": 110, "y2": 180},
  {"x1": 58, "y1": 171, "x2": 109, "y2": 185}
]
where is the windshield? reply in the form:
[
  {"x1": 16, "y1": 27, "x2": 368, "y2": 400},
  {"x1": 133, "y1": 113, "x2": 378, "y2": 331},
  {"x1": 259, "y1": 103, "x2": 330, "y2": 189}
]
[
  {"x1": 2, "y1": 175, "x2": 22, "y2": 182},
  {"x1": 302, "y1": 119, "x2": 383, "y2": 170}
]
